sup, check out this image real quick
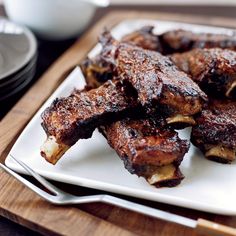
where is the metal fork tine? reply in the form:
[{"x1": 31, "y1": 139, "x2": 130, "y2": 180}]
[
  {"x1": 0, "y1": 163, "x2": 53, "y2": 201},
  {"x1": 10, "y1": 154, "x2": 65, "y2": 195}
]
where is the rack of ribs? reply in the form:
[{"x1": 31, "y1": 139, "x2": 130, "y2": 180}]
[
  {"x1": 98, "y1": 31, "x2": 207, "y2": 121},
  {"x1": 82, "y1": 32, "x2": 208, "y2": 127},
  {"x1": 41, "y1": 80, "x2": 140, "y2": 164},
  {"x1": 191, "y1": 99, "x2": 236, "y2": 164},
  {"x1": 115, "y1": 27, "x2": 236, "y2": 55},
  {"x1": 100, "y1": 117, "x2": 189, "y2": 187},
  {"x1": 81, "y1": 34, "x2": 193, "y2": 187},
  {"x1": 171, "y1": 48, "x2": 236, "y2": 98},
  {"x1": 160, "y1": 29, "x2": 236, "y2": 54},
  {"x1": 83, "y1": 27, "x2": 236, "y2": 92},
  {"x1": 41, "y1": 32, "x2": 206, "y2": 164}
]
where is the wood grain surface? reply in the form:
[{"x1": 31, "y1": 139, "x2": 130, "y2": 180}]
[{"x1": 1, "y1": 11, "x2": 236, "y2": 236}]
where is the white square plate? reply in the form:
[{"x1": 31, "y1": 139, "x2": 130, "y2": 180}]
[{"x1": 5, "y1": 20, "x2": 236, "y2": 215}]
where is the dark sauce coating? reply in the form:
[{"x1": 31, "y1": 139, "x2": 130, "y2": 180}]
[
  {"x1": 121, "y1": 27, "x2": 236, "y2": 55},
  {"x1": 191, "y1": 99, "x2": 236, "y2": 162},
  {"x1": 41, "y1": 80, "x2": 139, "y2": 146},
  {"x1": 171, "y1": 48, "x2": 236, "y2": 98},
  {"x1": 100, "y1": 118, "x2": 189, "y2": 186},
  {"x1": 160, "y1": 29, "x2": 236, "y2": 54},
  {"x1": 99, "y1": 31, "x2": 207, "y2": 116},
  {"x1": 80, "y1": 26, "x2": 161, "y2": 88},
  {"x1": 81, "y1": 27, "x2": 236, "y2": 95},
  {"x1": 121, "y1": 26, "x2": 163, "y2": 52}
]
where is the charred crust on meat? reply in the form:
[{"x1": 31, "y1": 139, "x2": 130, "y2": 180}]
[
  {"x1": 121, "y1": 26, "x2": 163, "y2": 52},
  {"x1": 100, "y1": 118, "x2": 189, "y2": 187},
  {"x1": 159, "y1": 29, "x2": 236, "y2": 54},
  {"x1": 191, "y1": 99, "x2": 236, "y2": 163},
  {"x1": 98, "y1": 32, "x2": 207, "y2": 117},
  {"x1": 40, "y1": 79, "x2": 142, "y2": 163},
  {"x1": 171, "y1": 48, "x2": 236, "y2": 98}
]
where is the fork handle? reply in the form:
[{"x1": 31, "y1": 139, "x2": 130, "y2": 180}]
[
  {"x1": 196, "y1": 219, "x2": 236, "y2": 236},
  {"x1": 99, "y1": 195, "x2": 236, "y2": 236}
]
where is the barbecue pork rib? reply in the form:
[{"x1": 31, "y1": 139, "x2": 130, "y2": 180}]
[
  {"x1": 80, "y1": 62, "x2": 190, "y2": 187},
  {"x1": 81, "y1": 31, "x2": 207, "y2": 127},
  {"x1": 98, "y1": 31, "x2": 207, "y2": 118},
  {"x1": 171, "y1": 48, "x2": 236, "y2": 98},
  {"x1": 41, "y1": 80, "x2": 140, "y2": 164},
  {"x1": 191, "y1": 99, "x2": 236, "y2": 164},
  {"x1": 121, "y1": 26, "x2": 162, "y2": 52},
  {"x1": 115, "y1": 27, "x2": 236, "y2": 55},
  {"x1": 80, "y1": 26, "x2": 161, "y2": 88},
  {"x1": 100, "y1": 118, "x2": 189, "y2": 187},
  {"x1": 160, "y1": 29, "x2": 236, "y2": 54}
]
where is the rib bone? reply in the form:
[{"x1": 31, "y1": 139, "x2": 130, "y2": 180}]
[{"x1": 205, "y1": 145, "x2": 236, "y2": 163}]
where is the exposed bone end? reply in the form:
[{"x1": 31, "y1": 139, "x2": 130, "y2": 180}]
[
  {"x1": 40, "y1": 136, "x2": 69, "y2": 165},
  {"x1": 147, "y1": 164, "x2": 184, "y2": 187},
  {"x1": 205, "y1": 145, "x2": 236, "y2": 164},
  {"x1": 226, "y1": 81, "x2": 236, "y2": 98},
  {"x1": 166, "y1": 114, "x2": 196, "y2": 129}
]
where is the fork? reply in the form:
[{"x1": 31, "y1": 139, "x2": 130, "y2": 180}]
[{"x1": 1, "y1": 155, "x2": 236, "y2": 236}]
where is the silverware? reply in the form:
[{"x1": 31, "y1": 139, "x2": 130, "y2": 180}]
[{"x1": 1, "y1": 155, "x2": 236, "y2": 236}]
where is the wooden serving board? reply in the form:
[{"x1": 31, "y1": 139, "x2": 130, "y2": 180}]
[{"x1": 1, "y1": 11, "x2": 236, "y2": 236}]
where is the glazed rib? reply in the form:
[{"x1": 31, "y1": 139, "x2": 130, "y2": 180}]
[
  {"x1": 41, "y1": 80, "x2": 139, "y2": 164},
  {"x1": 99, "y1": 31, "x2": 207, "y2": 117},
  {"x1": 120, "y1": 27, "x2": 236, "y2": 55},
  {"x1": 41, "y1": 31, "x2": 209, "y2": 164},
  {"x1": 121, "y1": 26, "x2": 162, "y2": 52},
  {"x1": 81, "y1": 31, "x2": 207, "y2": 127},
  {"x1": 191, "y1": 99, "x2": 236, "y2": 163},
  {"x1": 100, "y1": 118, "x2": 189, "y2": 187},
  {"x1": 160, "y1": 29, "x2": 236, "y2": 54},
  {"x1": 171, "y1": 48, "x2": 236, "y2": 98},
  {"x1": 81, "y1": 26, "x2": 161, "y2": 88}
]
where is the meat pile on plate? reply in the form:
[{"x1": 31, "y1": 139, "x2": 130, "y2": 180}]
[{"x1": 40, "y1": 26, "x2": 236, "y2": 188}]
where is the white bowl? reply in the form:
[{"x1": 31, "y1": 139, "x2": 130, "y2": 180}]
[{"x1": 4, "y1": 0, "x2": 109, "y2": 40}]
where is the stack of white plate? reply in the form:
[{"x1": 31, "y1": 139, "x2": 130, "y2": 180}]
[{"x1": 0, "y1": 18, "x2": 37, "y2": 102}]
